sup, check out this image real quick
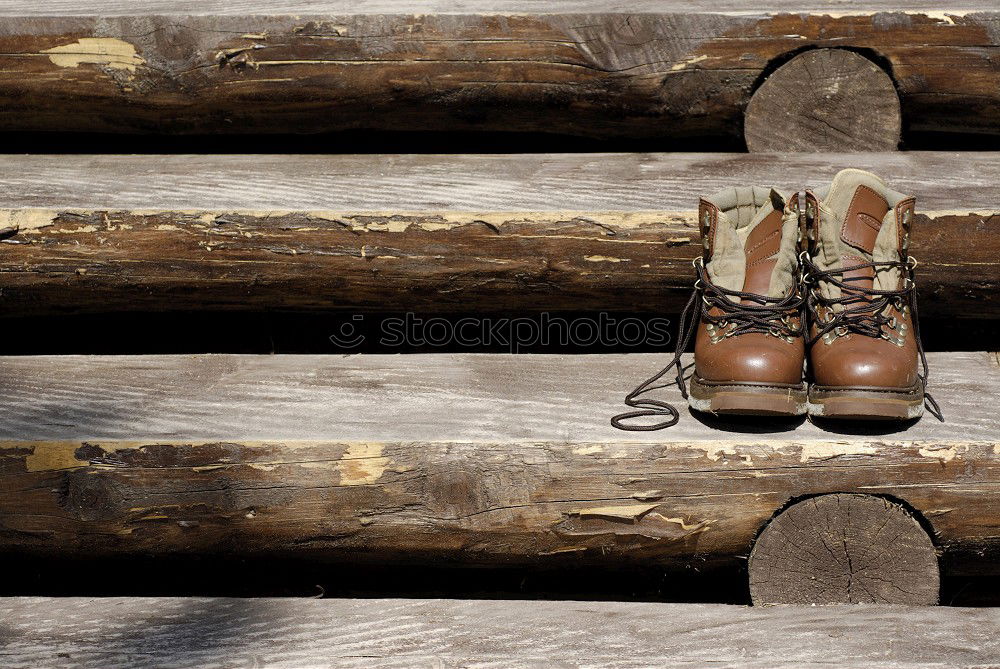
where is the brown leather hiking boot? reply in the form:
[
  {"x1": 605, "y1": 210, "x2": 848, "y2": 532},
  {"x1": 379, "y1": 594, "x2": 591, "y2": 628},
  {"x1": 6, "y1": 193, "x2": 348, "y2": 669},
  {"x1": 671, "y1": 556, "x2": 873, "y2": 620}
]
[
  {"x1": 803, "y1": 169, "x2": 939, "y2": 421},
  {"x1": 612, "y1": 186, "x2": 806, "y2": 430},
  {"x1": 688, "y1": 186, "x2": 807, "y2": 416}
]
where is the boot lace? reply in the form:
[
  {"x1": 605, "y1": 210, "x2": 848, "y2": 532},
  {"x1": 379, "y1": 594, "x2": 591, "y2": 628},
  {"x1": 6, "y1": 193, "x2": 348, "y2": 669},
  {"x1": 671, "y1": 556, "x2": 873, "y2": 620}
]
[{"x1": 611, "y1": 259, "x2": 803, "y2": 431}]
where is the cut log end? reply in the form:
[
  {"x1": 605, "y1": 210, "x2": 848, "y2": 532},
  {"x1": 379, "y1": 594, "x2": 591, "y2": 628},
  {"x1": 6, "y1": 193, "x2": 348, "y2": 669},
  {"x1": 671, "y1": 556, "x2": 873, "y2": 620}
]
[
  {"x1": 744, "y1": 49, "x2": 901, "y2": 153},
  {"x1": 748, "y1": 493, "x2": 939, "y2": 606}
]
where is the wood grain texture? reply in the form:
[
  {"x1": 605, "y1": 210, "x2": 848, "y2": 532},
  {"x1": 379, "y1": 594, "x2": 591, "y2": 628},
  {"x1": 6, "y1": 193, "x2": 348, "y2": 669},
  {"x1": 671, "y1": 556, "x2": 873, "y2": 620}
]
[
  {"x1": 0, "y1": 8, "x2": 995, "y2": 140},
  {"x1": 749, "y1": 494, "x2": 939, "y2": 605},
  {"x1": 1, "y1": 352, "x2": 998, "y2": 570},
  {"x1": 0, "y1": 152, "x2": 996, "y2": 318},
  {"x1": 3, "y1": 598, "x2": 1000, "y2": 669},
  {"x1": 2, "y1": 2, "x2": 995, "y2": 15},
  {"x1": 745, "y1": 49, "x2": 902, "y2": 152}
]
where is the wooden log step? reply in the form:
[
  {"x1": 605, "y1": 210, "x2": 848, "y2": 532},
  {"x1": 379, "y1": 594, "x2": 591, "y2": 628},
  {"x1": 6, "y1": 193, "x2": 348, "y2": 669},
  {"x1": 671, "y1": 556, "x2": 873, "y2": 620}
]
[
  {"x1": 1, "y1": 152, "x2": 996, "y2": 319},
  {"x1": 3, "y1": 597, "x2": 999, "y2": 668},
  {"x1": 0, "y1": 2, "x2": 997, "y2": 145},
  {"x1": 1, "y1": 352, "x2": 998, "y2": 586}
]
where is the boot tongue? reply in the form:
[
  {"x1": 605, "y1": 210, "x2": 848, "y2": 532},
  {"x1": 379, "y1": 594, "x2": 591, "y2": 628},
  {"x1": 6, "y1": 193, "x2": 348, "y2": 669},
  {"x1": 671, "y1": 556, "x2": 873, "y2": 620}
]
[
  {"x1": 740, "y1": 189, "x2": 785, "y2": 301},
  {"x1": 704, "y1": 187, "x2": 793, "y2": 298},
  {"x1": 840, "y1": 184, "x2": 889, "y2": 290},
  {"x1": 742, "y1": 209, "x2": 782, "y2": 298},
  {"x1": 833, "y1": 172, "x2": 890, "y2": 292}
]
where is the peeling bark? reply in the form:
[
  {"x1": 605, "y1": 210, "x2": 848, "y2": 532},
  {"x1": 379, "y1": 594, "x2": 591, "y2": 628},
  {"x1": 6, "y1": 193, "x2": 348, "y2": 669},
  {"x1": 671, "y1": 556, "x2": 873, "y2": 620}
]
[
  {"x1": 0, "y1": 153, "x2": 996, "y2": 318},
  {"x1": 1, "y1": 352, "x2": 998, "y2": 570}
]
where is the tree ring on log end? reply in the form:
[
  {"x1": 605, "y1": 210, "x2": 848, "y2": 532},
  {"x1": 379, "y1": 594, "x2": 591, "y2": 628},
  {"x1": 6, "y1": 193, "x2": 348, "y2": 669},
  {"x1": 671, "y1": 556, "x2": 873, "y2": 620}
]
[
  {"x1": 744, "y1": 49, "x2": 901, "y2": 152},
  {"x1": 748, "y1": 493, "x2": 938, "y2": 605}
]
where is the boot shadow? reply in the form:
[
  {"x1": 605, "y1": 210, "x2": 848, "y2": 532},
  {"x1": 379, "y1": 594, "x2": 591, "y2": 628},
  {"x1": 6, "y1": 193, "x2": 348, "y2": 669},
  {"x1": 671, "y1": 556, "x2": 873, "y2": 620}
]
[
  {"x1": 808, "y1": 416, "x2": 921, "y2": 436},
  {"x1": 688, "y1": 408, "x2": 807, "y2": 434}
]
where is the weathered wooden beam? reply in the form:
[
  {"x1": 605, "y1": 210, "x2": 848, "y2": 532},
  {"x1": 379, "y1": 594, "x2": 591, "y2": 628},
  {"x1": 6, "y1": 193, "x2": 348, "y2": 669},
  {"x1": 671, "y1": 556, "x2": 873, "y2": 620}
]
[
  {"x1": 1, "y1": 152, "x2": 996, "y2": 318},
  {"x1": 3, "y1": 597, "x2": 1000, "y2": 668},
  {"x1": 1, "y1": 352, "x2": 998, "y2": 573},
  {"x1": 0, "y1": 3, "x2": 996, "y2": 142}
]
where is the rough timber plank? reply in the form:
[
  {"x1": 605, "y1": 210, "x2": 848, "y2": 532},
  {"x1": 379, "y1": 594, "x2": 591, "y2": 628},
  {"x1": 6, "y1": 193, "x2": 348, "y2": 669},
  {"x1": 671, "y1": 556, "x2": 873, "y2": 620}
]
[
  {"x1": 2, "y1": 2, "x2": 994, "y2": 13},
  {"x1": 1, "y1": 352, "x2": 998, "y2": 570},
  {"x1": 0, "y1": 152, "x2": 996, "y2": 318},
  {"x1": 2, "y1": 598, "x2": 999, "y2": 669},
  {"x1": 0, "y1": 3, "x2": 995, "y2": 140}
]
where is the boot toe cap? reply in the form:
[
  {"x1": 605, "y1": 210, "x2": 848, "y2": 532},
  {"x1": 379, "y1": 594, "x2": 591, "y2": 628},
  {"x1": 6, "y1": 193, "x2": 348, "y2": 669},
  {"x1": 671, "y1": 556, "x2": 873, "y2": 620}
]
[
  {"x1": 812, "y1": 348, "x2": 917, "y2": 389},
  {"x1": 727, "y1": 348, "x2": 804, "y2": 385},
  {"x1": 697, "y1": 335, "x2": 804, "y2": 385}
]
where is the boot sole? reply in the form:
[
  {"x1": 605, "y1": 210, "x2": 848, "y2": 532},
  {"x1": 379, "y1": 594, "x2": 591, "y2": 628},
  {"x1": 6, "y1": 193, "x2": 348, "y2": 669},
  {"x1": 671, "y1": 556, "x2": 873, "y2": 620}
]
[
  {"x1": 807, "y1": 380, "x2": 924, "y2": 420},
  {"x1": 689, "y1": 375, "x2": 808, "y2": 416}
]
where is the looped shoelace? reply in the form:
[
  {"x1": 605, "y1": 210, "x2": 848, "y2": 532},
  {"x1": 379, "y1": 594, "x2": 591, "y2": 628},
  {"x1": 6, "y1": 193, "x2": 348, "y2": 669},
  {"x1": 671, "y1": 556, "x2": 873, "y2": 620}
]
[
  {"x1": 611, "y1": 261, "x2": 804, "y2": 431},
  {"x1": 803, "y1": 254, "x2": 943, "y2": 422}
]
